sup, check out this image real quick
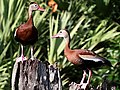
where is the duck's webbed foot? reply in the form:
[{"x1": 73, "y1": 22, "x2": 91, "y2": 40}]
[{"x1": 16, "y1": 55, "x2": 27, "y2": 63}]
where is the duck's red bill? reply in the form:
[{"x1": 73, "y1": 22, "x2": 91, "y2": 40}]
[
  {"x1": 52, "y1": 34, "x2": 59, "y2": 38},
  {"x1": 38, "y1": 6, "x2": 45, "y2": 11}
]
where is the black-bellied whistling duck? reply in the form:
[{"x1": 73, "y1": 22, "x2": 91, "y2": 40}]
[
  {"x1": 14, "y1": 2, "x2": 45, "y2": 62},
  {"x1": 52, "y1": 29, "x2": 112, "y2": 89},
  {"x1": 48, "y1": 0, "x2": 58, "y2": 12}
]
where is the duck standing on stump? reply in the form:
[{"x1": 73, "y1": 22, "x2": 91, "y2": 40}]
[
  {"x1": 14, "y1": 2, "x2": 45, "y2": 62},
  {"x1": 52, "y1": 29, "x2": 112, "y2": 89}
]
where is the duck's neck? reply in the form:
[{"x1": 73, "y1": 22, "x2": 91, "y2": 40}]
[
  {"x1": 28, "y1": 7, "x2": 33, "y2": 19},
  {"x1": 27, "y1": 7, "x2": 33, "y2": 23},
  {"x1": 64, "y1": 37, "x2": 71, "y2": 52}
]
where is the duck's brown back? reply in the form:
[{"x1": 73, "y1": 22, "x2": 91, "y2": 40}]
[{"x1": 64, "y1": 44, "x2": 112, "y2": 69}]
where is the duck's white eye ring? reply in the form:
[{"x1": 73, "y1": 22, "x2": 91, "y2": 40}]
[
  {"x1": 59, "y1": 31, "x2": 62, "y2": 33},
  {"x1": 34, "y1": 4, "x2": 37, "y2": 7}
]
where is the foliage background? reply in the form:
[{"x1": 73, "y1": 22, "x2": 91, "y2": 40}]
[{"x1": 0, "y1": 0, "x2": 120, "y2": 89}]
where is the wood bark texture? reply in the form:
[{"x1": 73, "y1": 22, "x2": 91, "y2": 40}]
[{"x1": 11, "y1": 59, "x2": 62, "y2": 90}]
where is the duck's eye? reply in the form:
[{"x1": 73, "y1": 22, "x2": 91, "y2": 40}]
[
  {"x1": 34, "y1": 4, "x2": 37, "y2": 7},
  {"x1": 59, "y1": 31, "x2": 62, "y2": 33}
]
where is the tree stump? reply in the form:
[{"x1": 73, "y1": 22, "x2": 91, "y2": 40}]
[{"x1": 11, "y1": 59, "x2": 62, "y2": 90}]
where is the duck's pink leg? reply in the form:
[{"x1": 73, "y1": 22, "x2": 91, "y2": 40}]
[
  {"x1": 16, "y1": 45, "x2": 27, "y2": 62},
  {"x1": 30, "y1": 45, "x2": 36, "y2": 60},
  {"x1": 80, "y1": 70, "x2": 87, "y2": 85},
  {"x1": 76, "y1": 69, "x2": 92, "y2": 90},
  {"x1": 86, "y1": 69, "x2": 92, "y2": 85}
]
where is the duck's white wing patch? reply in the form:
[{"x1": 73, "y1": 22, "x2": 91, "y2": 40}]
[
  {"x1": 14, "y1": 28, "x2": 18, "y2": 37},
  {"x1": 79, "y1": 55, "x2": 104, "y2": 62}
]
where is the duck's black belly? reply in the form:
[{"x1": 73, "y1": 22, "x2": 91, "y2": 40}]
[{"x1": 15, "y1": 25, "x2": 38, "y2": 46}]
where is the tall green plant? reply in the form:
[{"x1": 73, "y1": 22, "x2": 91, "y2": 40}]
[
  {"x1": 47, "y1": 0, "x2": 120, "y2": 88},
  {"x1": 0, "y1": 0, "x2": 48, "y2": 89},
  {"x1": 0, "y1": 0, "x2": 26, "y2": 89},
  {"x1": 0, "y1": 0, "x2": 120, "y2": 89}
]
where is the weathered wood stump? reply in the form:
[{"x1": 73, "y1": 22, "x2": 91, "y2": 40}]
[{"x1": 11, "y1": 59, "x2": 62, "y2": 90}]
